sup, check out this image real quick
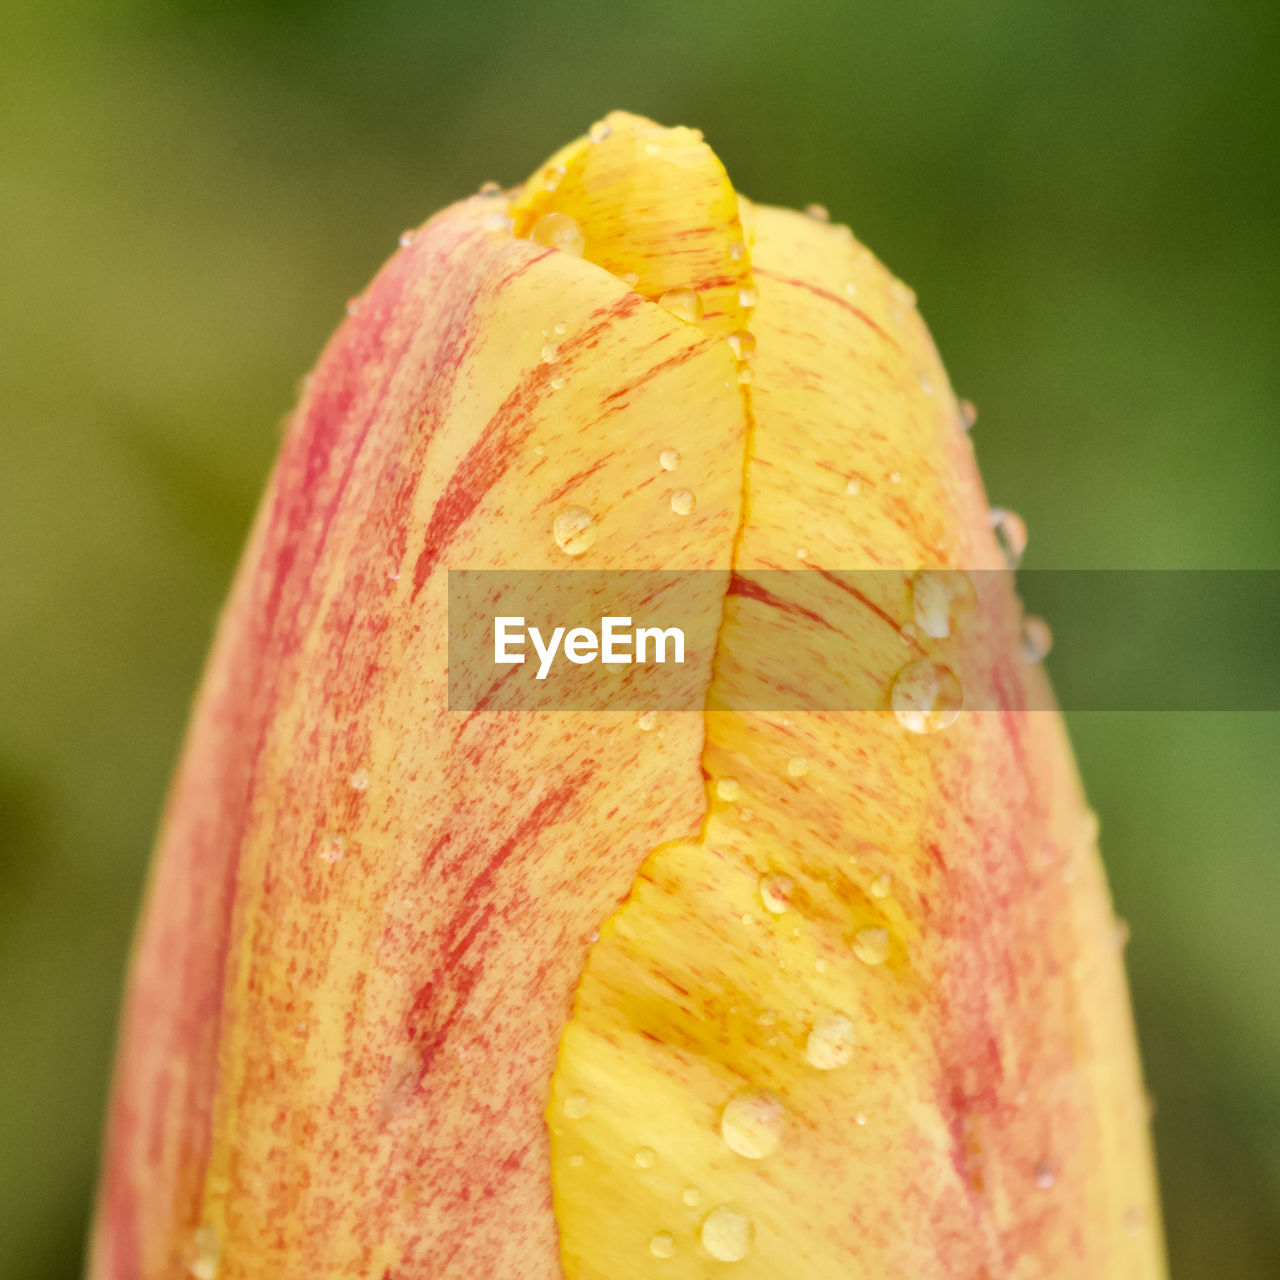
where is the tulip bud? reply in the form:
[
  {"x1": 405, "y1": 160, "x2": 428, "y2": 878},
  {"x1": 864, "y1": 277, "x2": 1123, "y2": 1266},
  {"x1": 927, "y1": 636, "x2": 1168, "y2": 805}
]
[{"x1": 90, "y1": 112, "x2": 1164, "y2": 1279}]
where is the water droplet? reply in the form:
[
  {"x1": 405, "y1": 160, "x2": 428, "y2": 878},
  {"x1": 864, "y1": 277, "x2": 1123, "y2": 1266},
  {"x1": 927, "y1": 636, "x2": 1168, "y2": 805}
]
[
  {"x1": 919, "y1": 376, "x2": 935, "y2": 396},
  {"x1": 478, "y1": 181, "x2": 502, "y2": 195},
  {"x1": 738, "y1": 286, "x2": 759, "y2": 309},
  {"x1": 786, "y1": 755, "x2": 809, "y2": 778},
  {"x1": 911, "y1": 569, "x2": 976, "y2": 639},
  {"x1": 730, "y1": 241, "x2": 746, "y2": 261},
  {"x1": 959, "y1": 399, "x2": 977, "y2": 430},
  {"x1": 636, "y1": 710, "x2": 657, "y2": 731},
  {"x1": 845, "y1": 477, "x2": 861, "y2": 495},
  {"x1": 670, "y1": 488, "x2": 696, "y2": 516},
  {"x1": 319, "y1": 834, "x2": 345, "y2": 864},
  {"x1": 1020, "y1": 614, "x2": 1054, "y2": 663},
  {"x1": 482, "y1": 211, "x2": 512, "y2": 232},
  {"x1": 650, "y1": 1232, "x2": 676, "y2": 1259},
  {"x1": 659, "y1": 448, "x2": 681, "y2": 471},
  {"x1": 186, "y1": 1225, "x2": 220, "y2": 1280},
  {"x1": 549, "y1": 375, "x2": 566, "y2": 390},
  {"x1": 756, "y1": 1009, "x2": 778, "y2": 1027},
  {"x1": 855, "y1": 1112, "x2": 867, "y2": 1126},
  {"x1": 869, "y1": 872, "x2": 892, "y2": 899},
  {"x1": 890, "y1": 660, "x2": 964, "y2": 733},
  {"x1": 726, "y1": 330, "x2": 756, "y2": 363},
  {"x1": 588, "y1": 120, "x2": 613, "y2": 143},
  {"x1": 888, "y1": 470, "x2": 902, "y2": 484},
  {"x1": 530, "y1": 211, "x2": 586, "y2": 257},
  {"x1": 715, "y1": 777, "x2": 740, "y2": 802},
  {"x1": 1035, "y1": 1161, "x2": 1056, "y2": 1189},
  {"x1": 553, "y1": 507, "x2": 597, "y2": 556},
  {"x1": 853, "y1": 927, "x2": 890, "y2": 965},
  {"x1": 563, "y1": 1091, "x2": 589, "y2": 1119},
  {"x1": 806, "y1": 1012, "x2": 856, "y2": 1069},
  {"x1": 740, "y1": 912, "x2": 755, "y2": 926},
  {"x1": 682, "y1": 1186, "x2": 702, "y2": 1207},
  {"x1": 759, "y1": 873, "x2": 793, "y2": 914},
  {"x1": 701, "y1": 1206, "x2": 752, "y2": 1262},
  {"x1": 349, "y1": 769, "x2": 369, "y2": 792},
  {"x1": 540, "y1": 342, "x2": 560, "y2": 364},
  {"x1": 659, "y1": 289, "x2": 704, "y2": 323},
  {"x1": 569, "y1": 1153, "x2": 584, "y2": 1167},
  {"x1": 890, "y1": 279, "x2": 917, "y2": 308},
  {"x1": 805, "y1": 203, "x2": 830, "y2": 222},
  {"x1": 635, "y1": 1146, "x2": 657, "y2": 1168},
  {"x1": 398, "y1": 229, "x2": 416, "y2": 247},
  {"x1": 345, "y1": 298, "x2": 361, "y2": 317},
  {"x1": 989, "y1": 506, "x2": 1028, "y2": 570},
  {"x1": 720, "y1": 1088, "x2": 784, "y2": 1159},
  {"x1": 621, "y1": 271, "x2": 640, "y2": 287}
]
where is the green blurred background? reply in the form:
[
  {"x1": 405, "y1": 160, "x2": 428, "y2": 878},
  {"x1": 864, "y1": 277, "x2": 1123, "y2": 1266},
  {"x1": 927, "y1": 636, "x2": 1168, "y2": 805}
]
[{"x1": 2, "y1": 1, "x2": 1276, "y2": 1276}]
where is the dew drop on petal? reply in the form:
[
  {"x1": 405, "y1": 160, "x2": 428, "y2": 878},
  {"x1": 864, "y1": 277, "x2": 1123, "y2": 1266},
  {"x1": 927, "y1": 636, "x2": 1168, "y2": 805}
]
[
  {"x1": 720, "y1": 1088, "x2": 785, "y2": 1158},
  {"x1": 805, "y1": 203, "x2": 830, "y2": 222},
  {"x1": 398, "y1": 229, "x2": 416, "y2": 247},
  {"x1": 530, "y1": 211, "x2": 586, "y2": 257},
  {"x1": 890, "y1": 659, "x2": 963, "y2": 733},
  {"x1": 869, "y1": 872, "x2": 892, "y2": 899},
  {"x1": 701, "y1": 1206, "x2": 753, "y2": 1262},
  {"x1": 959, "y1": 399, "x2": 977, "y2": 430},
  {"x1": 806, "y1": 1012, "x2": 856, "y2": 1069},
  {"x1": 1020, "y1": 614, "x2": 1054, "y2": 663},
  {"x1": 659, "y1": 289, "x2": 704, "y2": 324},
  {"x1": 989, "y1": 506, "x2": 1028, "y2": 570},
  {"x1": 540, "y1": 342, "x2": 559, "y2": 364},
  {"x1": 478, "y1": 180, "x2": 502, "y2": 195},
  {"x1": 636, "y1": 710, "x2": 657, "y2": 731},
  {"x1": 348, "y1": 769, "x2": 369, "y2": 792},
  {"x1": 186, "y1": 1225, "x2": 220, "y2": 1280},
  {"x1": 1035, "y1": 1162, "x2": 1056, "y2": 1189},
  {"x1": 563, "y1": 1091, "x2": 589, "y2": 1119},
  {"x1": 727, "y1": 330, "x2": 756, "y2": 362},
  {"x1": 682, "y1": 1186, "x2": 702, "y2": 1207},
  {"x1": 634, "y1": 1147, "x2": 657, "y2": 1168},
  {"x1": 716, "y1": 777, "x2": 740, "y2": 802},
  {"x1": 553, "y1": 507, "x2": 597, "y2": 557},
  {"x1": 588, "y1": 120, "x2": 614, "y2": 143},
  {"x1": 568, "y1": 1153, "x2": 584, "y2": 1168},
  {"x1": 649, "y1": 1232, "x2": 676, "y2": 1259},
  {"x1": 787, "y1": 755, "x2": 809, "y2": 778},
  {"x1": 845, "y1": 477, "x2": 861, "y2": 495},
  {"x1": 911, "y1": 569, "x2": 976, "y2": 639},
  {"x1": 659, "y1": 448, "x2": 681, "y2": 472},
  {"x1": 759, "y1": 873, "x2": 793, "y2": 914},
  {"x1": 738, "y1": 286, "x2": 759, "y2": 308},
  {"x1": 670, "y1": 489, "x2": 696, "y2": 516},
  {"x1": 853, "y1": 927, "x2": 891, "y2": 965},
  {"x1": 319, "y1": 834, "x2": 345, "y2": 864}
]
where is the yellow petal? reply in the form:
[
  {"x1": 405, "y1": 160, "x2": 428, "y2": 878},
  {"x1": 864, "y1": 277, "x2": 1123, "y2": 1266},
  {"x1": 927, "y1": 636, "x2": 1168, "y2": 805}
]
[{"x1": 549, "y1": 209, "x2": 1164, "y2": 1277}]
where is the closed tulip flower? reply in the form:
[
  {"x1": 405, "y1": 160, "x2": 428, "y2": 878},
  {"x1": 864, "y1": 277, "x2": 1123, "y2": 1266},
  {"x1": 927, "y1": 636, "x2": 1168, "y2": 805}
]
[{"x1": 90, "y1": 112, "x2": 1164, "y2": 1279}]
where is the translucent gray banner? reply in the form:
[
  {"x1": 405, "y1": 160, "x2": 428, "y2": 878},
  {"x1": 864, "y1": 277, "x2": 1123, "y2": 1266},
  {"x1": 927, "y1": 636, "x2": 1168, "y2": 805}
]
[{"x1": 447, "y1": 570, "x2": 1280, "y2": 712}]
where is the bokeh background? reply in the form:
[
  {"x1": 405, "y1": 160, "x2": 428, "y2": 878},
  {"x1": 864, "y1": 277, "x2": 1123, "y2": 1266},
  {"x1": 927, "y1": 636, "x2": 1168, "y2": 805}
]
[{"x1": 2, "y1": 1, "x2": 1277, "y2": 1276}]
